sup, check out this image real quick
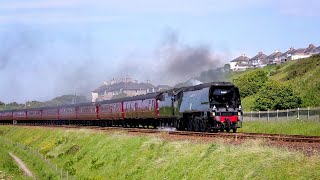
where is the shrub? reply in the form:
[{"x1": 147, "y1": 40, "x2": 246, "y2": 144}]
[
  {"x1": 253, "y1": 80, "x2": 302, "y2": 110},
  {"x1": 233, "y1": 70, "x2": 268, "y2": 98}
]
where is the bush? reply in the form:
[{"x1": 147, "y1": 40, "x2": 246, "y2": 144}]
[
  {"x1": 253, "y1": 80, "x2": 302, "y2": 110},
  {"x1": 233, "y1": 70, "x2": 268, "y2": 98}
]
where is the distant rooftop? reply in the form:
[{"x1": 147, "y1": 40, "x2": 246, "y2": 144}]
[
  {"x1": 230, "y1": 54, "x2": 250, "y2": 62},
  {"x1": 250, "y1": 52, "x2": 267, "y2": 60},
  {"x1": 267, "y1": 50, "x2": 283, "y2": 59}
]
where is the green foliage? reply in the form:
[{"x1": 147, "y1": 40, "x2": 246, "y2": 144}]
[
  {"x1": 0, "y1": 137, "x2": 57, "y2": 179},
  {"x1": 0, "y1": 101, "x2": 4, "y2": 106},
  {"x1": 2, "y1": 126, "x2": 320, "y2": 179},
  {"x1": 0, "y1": 102, "x2": 25, "y2": 110},
  {"x1": 111, "y1": 92, "x2": 127, "y2": 100},
  {"x1": 233, "y1": 70, "x2": 268, "y2": 98},
  {"x1": 224, "y1": 64, "x2": 230, "y2": 71},
  {"x1": 228, "y1": 56, "x2": 320, "y2": 110},
  {"x1": 0, "y1": 94, "x2": 89, "y2": 110},
  {"x1": 253, "y1": 81, "x2": 302, "y2": 110},
  {"x1": 284, "y1": 55, "x2": 320, "y2": 80},
  {"x1": 50, "y1": 94, "x2": 88, "y2": 104},
  {"x1": 65, "y1": 145, "x2": 81, "y2": 155}
]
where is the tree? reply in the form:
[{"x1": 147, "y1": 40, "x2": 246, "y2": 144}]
[
  {"x1": 233, "y1": 70, "x2": 268, "y2": 98},
  {"x1": 0, "y1": 101, "x2": 4, "y2": 106},
  {"x1": 253, "y1": 80, "x2": 302, "y2": 110},
  {"x1": 224, "y1": 64, "x2": 231, "y2": 71}
]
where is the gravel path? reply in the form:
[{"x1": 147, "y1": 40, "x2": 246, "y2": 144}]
[{"x1": 9, "y1": 152, "x2": 34, "y2": 178}]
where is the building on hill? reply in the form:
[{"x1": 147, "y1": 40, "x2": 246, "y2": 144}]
[
  {"x1": 266, "y1": 50, "x2": 283, "y2": 64},
  {"x1": 248, "y1": 52, "x2": 268, "y2": 68},
  {"x1": 91, "y1": 77, "x2": 171, "y2": 102},
  {"x1": 304, "y1": 44, "x2": 317, "y2": 54},
  {"x1": 229, "y1": 54, "x2": 252, "y2": 71},
  {"x1": 313, "y1": 46, "x2": 320, "y2": 54},
  {"x1": 291, "y1": 44, "x2": 317, "y2": 60},
  {"x1": 280, "y1": 47, "x2": 296, "y2": 63}
]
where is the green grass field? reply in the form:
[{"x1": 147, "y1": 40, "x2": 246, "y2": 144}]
[
  {"x1": 0, "y1": 131, "x2": 58, "y2": 179},
  {"x1": 0, "y1": 126, "x2": 320, "y2": 179},
  {"x1": 0, "y1": 138, "x2": 58, "y2": 180},
  {"x1": 0, "y1": 141, "x2": 27, "y2": 180},
  {"x1": 239, "y1": 121, "x2": 320, "y2": 136}
]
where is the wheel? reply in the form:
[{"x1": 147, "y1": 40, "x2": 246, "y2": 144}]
[
  {"x1": 187, "y1": 119, "x2": 193, "y2": 131},
  {"x1": 199, "y1": 119, "x2": 207, "y2": 132},
  {"x1": 232, "y1": 127, "x2": 237, "y2": 133},
  {"x1": 225, "y1": 128, "x2": 230, "y2": 132},
  {"x1": 193, "y1": 119, "x2": 199, "y2": 132}
]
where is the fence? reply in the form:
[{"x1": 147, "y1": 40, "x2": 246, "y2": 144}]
[
  {"x1": 243, "y1": 107, "x2": 320, "y2": 122},
  {"x1": 2, "y1": 138, "x2": 75, "y2": 180}
]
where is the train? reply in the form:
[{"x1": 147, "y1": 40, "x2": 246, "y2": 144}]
[{"x1": 0, "y1": 82, "x2": 243, "y2": 132}]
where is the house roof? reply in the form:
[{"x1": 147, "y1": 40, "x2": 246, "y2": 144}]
[
  {"x1": 304, "y1": 44, "x2": 317, "y2": 54},
  {"x1": 250, "y1": 52, "x2": 267, "y2": 60},
  {"x1": 267, "y1": 50, "x2": 283, "y2": 59},
  {"x1": 92, "y1": 81, "x2": 156, "y2": 93},
  {"x1": 230, "y1": 54, "x2": 250, "y2": 62},
  {"x1": 293, "y1": 48, "x2": 306, "y2": 54},
  {"x1": 281, "y1": 48, "x2": 296, "y2": 57}
]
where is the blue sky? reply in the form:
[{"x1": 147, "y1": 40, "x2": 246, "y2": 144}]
[{"x1": 0, "y1": 0, "x2": 319, "y2": 103}]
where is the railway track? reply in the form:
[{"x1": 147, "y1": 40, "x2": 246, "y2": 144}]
[{"x1": 16, "y1": 124, "x2": 320, "y2": 144}]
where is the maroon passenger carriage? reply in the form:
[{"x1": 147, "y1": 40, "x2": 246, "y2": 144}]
[
  {"x1": 98, "y1": 100, "x2": 123, "y2": 126},
  {"x1": 0, "y1": 111, "x2": 13, "y2": 124}
]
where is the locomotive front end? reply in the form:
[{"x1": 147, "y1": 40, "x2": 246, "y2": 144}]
[{"x1": 209, "y1": 84, "x2": 243, "y2": 132}]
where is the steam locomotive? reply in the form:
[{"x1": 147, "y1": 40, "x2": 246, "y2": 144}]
[{"x1": 0, "y1": 82, "x2": 243, "y2": 132}]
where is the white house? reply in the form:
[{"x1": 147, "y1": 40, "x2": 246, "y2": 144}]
[
  {"x1": 230, "y1": 54, "x2": 251, "y2": 71},
  {"x1": 249, "y1": 52, "x2": 268, "y2": 67}
]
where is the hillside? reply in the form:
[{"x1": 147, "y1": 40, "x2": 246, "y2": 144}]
[
  {"x1": 228, "y1": 55, "x2": 320, "y2": 111},
  {"x1": 0, "y1": 95, "x2": 89, "y2": 110}
]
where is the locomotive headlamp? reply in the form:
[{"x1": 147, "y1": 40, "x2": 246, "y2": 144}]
[
  {"x1": 212, "y1": 105, "x2": 217, "y2": 110},
  {"x1": 239, "y1": 105, "x2": 242, "y2": 110},
  {"x1": 212, "y1": 112, "x2": 216, "y2": 116},
  {"x1": 238, "y1": 112, "x2": 242, "y2": 116}
]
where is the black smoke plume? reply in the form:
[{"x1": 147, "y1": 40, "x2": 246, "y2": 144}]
[{"x1": 156, "y1": 30, "x2": 225, "y2": 85}]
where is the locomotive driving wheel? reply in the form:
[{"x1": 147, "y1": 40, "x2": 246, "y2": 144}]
[
  {"x1": 198, "y1": 119, "x2": 207, "y2": 132},
  {"x1": 187, "y1": 118, "x2": 193, "y2": 131},
  {"x1": 193, "y1": 117, "x2": 199, "y2": 132},
  {"x1": 232, "y1": 127, "x2": 237, "y2": 133}
]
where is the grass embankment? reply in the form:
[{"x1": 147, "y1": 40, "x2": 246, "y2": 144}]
[
  {"x1": 0, "y1": 130, "x2": 58, "y2": 179},
  {"x1": 239, "y1": 121, "x2": 320, "y2": 136},
  {"x1": 0, "y1": 126, "x2": 320, "y2": 179},
  {"x1": 0, "y1": 141, "x2": 27, "y2": 180}
]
